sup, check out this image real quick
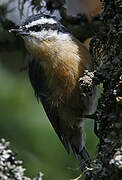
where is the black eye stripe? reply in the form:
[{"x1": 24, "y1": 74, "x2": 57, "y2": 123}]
[
  {"x1": 27, "y1": 23, "x2": 67, "y2": 33},
  {"x1": 22, "y1": 14, "x2": 68, "y2": 34}
]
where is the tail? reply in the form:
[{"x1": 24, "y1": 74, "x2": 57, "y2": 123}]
[
  {"x1": 73, "y1": 146, "x2": 90, "y2": 170},
  {"x1": 69, "y1": 126, "x2": 91, "y2": 170}
]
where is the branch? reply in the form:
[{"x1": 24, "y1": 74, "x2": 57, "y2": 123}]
[{"x1": 0, "y1": 139, "x2": 43, "y2": 180}]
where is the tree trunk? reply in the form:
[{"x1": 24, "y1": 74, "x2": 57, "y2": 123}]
[{"x1": 83, "y1": 0, "x2": 122, "y2": 179}]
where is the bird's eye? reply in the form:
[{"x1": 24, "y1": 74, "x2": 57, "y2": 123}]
[
  {"x1": 28, "y1": 25, "x2": 41, "y2": 32},
  {"x1": 22, "y1": 25, "x2": 26, "y2": 30}
]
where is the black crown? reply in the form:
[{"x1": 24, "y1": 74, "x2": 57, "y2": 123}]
[{"x1": 22, "y1": 13, "x2": 67, "y2": 34}]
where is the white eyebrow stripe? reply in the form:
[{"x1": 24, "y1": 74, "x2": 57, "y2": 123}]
[
  {"x1": 25, "y1": 17, "x2": 57, "y2": 28},
  {"x1": 30, "y1": 29, "x2": 72, "y2": 41}
]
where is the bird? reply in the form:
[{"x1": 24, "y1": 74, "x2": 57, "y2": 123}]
[{"x1": 9, "y1": 13, "x2": 96, "y2": 169}]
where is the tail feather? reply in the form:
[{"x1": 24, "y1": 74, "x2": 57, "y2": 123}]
[{"x1": 72, "y1": 146, "x2": 90, "y2": 169}]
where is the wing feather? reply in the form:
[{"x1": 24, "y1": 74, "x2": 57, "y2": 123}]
[{"x1": 28, "y1": 57, "x2": 70, "y2": 154}]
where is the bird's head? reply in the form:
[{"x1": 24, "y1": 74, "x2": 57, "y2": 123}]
[{"x1": 9, "y1": 13, "x2": 70, "y2": 43}]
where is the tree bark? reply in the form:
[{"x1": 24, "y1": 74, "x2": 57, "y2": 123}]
[{"x1": 83, "y1": 0, "x2": 122, "y2": 179}]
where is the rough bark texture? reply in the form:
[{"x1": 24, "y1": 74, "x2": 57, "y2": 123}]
[{"x1": 82, "y1": 0, "x2": 122, "y2": 179}]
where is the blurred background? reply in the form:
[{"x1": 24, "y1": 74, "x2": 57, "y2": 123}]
[{"x1": 0, "y1": 0, "x2": 98, "y2": 179}]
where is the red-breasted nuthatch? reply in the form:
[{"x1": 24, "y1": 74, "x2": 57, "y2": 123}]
[{"x1": 10, "y1": 13, "x2": 96, "y2": 169}]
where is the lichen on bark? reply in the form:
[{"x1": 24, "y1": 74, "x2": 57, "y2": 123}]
[{"x1": 83, "y1": 0, "x2": 122, "y2": 179}]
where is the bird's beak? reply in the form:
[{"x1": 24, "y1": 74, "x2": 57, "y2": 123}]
[{"x1": 9, "y1": 28, "x2": 29, "y2": 36}]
